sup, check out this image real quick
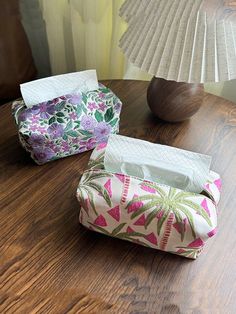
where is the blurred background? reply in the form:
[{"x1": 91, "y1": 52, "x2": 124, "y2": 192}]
[{"x1": 1, "y1": 0, "x2": 235, "y2": 104}]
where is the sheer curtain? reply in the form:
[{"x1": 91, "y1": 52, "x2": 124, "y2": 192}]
[{"x1": 22, "y1": 0, "x2": 235, "y2": 102}]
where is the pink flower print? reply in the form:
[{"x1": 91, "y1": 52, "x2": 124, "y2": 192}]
[
  {"x1": 94, "y1": 215, "x2": 107, "y2": 227},
  {"x1": 88, "y1": 102, "x2": 97, "y2": 111},
  {"x1": 60, "y1": 95, "x2": 67, "y2": 100},
  {"x1": 128, "y1": 194, "x2": 143, "y2": 213},
  {"x1": 207, "y1": 228, "x2": 217, "y2": 238},
  {"x1": 145, "y1": 232, "x2": 158, "y2": 245},
  {"x1": 37, "y1": 126, "x2": 47, "y2": 134},
  {"x1": 29, "y1": 124, "x2": 38, "y2": 132},
  {"x1": 214, "y1": 179, "x2": 222, "y2": 191},
  {"x1": 61, "y1": 141, "x2": 70, "y2": 153},
  {"x1": 141, "y1": 182, "x2": 156, "y2": 194},
  {"x1": 98, "y1": 92, "x2": 105, "y2": 99},
  {"x1": 86, "y1": 138, "x2": 96, "y2": 150},
  {"x1": 69, "y1": 112, "x2": 77, "y2": 120},
  {"x1": 97, "y1": 142, "x2": 107, "y2": 150},
  {"x1": 72, "y1": 138, "x2": 79, "y2": 144},
  {"x1": 104, "y1": 179, "x2": 112, "y2": 198},
  {"x1": 188, "y1": 238, "x2": 204, "y2": 248},
  {"x1": 29, "y1": 115, "x2": 40, "y2": 123},
  {"x1": 134, "y1": 214, "x2": 146, "y2": 226},
  {"x1": 107, "y1": 205, "x2": 120, "y2": 222},
  {"x1": 201, "y1": 199, "x2": 211, "y2": 217},
  {"x1": 98, "y1": 102, "x2": 106, "y2": 111},
  {"x1": 53, "y1": 146, "x2": 60, "y2": 153}
]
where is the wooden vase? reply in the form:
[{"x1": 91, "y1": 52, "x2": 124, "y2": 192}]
[{"x1": 147, "y1": 77, "x2": 204, "y2": 122}]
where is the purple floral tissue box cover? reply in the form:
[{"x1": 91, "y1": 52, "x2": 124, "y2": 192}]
[{"x1": 12, "y1": 84, "x2": 122, "y2": 164}]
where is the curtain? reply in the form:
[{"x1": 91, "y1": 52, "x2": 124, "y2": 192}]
[
  {"x1": 22, "y1": 0, "x2": 235, "y2": 103},
  {"x1": 38, "y1": 0, "x2": 118, "y2": 78}
]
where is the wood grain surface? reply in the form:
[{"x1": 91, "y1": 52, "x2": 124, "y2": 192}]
[
  {"x1": 202, "y1": 0, "x2": 236, "y2": 22},
  {"x1": 1, "y1": 80, "x2": 236, "y2": 313},
  {"x1": 147, "y1": 77, "x2": 204, "y2": 122}
]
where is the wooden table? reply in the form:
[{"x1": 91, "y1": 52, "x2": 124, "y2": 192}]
[{"x1": 1, "y1": 80, "x2": 236, "y2": 313}]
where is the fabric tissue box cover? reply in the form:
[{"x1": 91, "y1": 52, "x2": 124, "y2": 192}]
[
  {"x1": 12, "y1": 83, "x2": 122, "y2": 164},
  {"x1": 77, "y1": 143, "x2": 221, "y2": 259}
]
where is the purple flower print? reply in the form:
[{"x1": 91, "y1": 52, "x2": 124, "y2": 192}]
[
  {"x1": 114, "y1": 102, "x2": 122, "y2": 113},
  {"x1": 33, "y1": 147, "x2": 55, "y2": 164},
  {"x1": 27, "y1": 134, "x2": 45, "y2": 147},
  {"x1": 79, "y1": 138, "x2": 96, "y2": 150},
  {"x1": 48, "y1": 123, "x2": 64, "y2": 139},
  {"x1": 94, "y1": 122, "x2": 112, "y2": 142},
  {"x1": 81, "y1": 115, "x2": 97, "y2": 130},
  {"x1": 18, "y1": 110, "x2": 32, "y2": 122},
  {"x1": 68, "y1": 94, "x2": 82, "y2": 105},
  {"x1": 88, "y1": 102, "x2": 97, "y2": 111},
  {"x1": 28, "y1": 102, "x2": 56, "y2": 119},
  {"x1": 98, "y1": 102, "x2": 106, "y2": 111},
  {"x1": 86, "y1": 138, "x2": 96, "y2": 149},
  {"x1": 39, "y1": 103, "x2": 56, "y2": 119}
]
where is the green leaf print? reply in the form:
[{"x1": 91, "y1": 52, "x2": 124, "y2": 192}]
[
  {"x1": 95, "y1": 110, "x2": 103, "y2": 122},
  {"x1": 126, "y1": 184, "x2": 210, "y2": 241},
  {"x1": 55, "y1": 101, "x2": 66, "y2": 111},
  {"x1": 111, "y1": 223, "x2": 126, "y2": 236},
  {"x1": 79, "y1": 130, "x2": 92, "y2": 136},
  {"x1": 57, "y1": 117, "x2": 64, "y2": 123},
  {"x1": 56, "y1": 112, "x2": 64, "y2": 117},
  {"x1": 64, "y1": 120, "x2": 73, "y2": 132},
  {"x1": 104, "y1": 107, "x2": 114, "y2": 122},
  {"x1": 49, "y1": 116, "x2": 56, "y2": 124},
  {"x1": 109, "y1": 118, "x2": 118, "y2": 127},
  {"x1": 87, "y1": 182, "x2": 112, "y2": 207},
  {"x1": 67, "y1": 130, "x2": 79, "y2": 137}
]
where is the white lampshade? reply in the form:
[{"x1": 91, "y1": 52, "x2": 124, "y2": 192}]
[{"x1": 119, "y1": 0, "x2": 236, "y2": 83}]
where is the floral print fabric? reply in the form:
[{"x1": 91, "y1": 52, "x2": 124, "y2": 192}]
[
  {"x1": 12, "y1": 84, "x2": 122, "y2": 164},
  {"x1": 77, "y1": 143, "x2": 221, "y2": 259}
]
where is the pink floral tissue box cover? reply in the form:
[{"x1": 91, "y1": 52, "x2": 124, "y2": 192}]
[
  {"x1": 12, "y1": 84, "x2": 122, "y2": 164},
  {"x1": 77, "y1": 143, "x2": 221, "y2": 259}
]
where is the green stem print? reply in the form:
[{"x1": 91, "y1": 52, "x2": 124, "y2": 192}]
[
  {"x1": 88, "y1": 222, "x2": 150, "y2": 247},
  {"x1": 87, "y1": 151, "x2": 105, "y2": 170}
]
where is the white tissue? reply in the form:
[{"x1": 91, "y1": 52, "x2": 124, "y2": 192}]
[
  {"x1": 104, "y1": 135, "x2": 212, "y2": 193},
  {"x1": 20, "y1": 70, "x2": 99, "y2": 108}
]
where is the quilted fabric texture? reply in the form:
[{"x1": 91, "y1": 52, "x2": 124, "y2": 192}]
[
  {"x1": 12, "y1": 84, "x2": 122, "y2": 164},
  {"x1": 77, "y1": 143, "x2": 221, "y2": 259}
]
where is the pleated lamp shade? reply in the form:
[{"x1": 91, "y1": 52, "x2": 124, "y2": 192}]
[{"x1": 119, "y1": 0, "x2": 236, "y2": 83}]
